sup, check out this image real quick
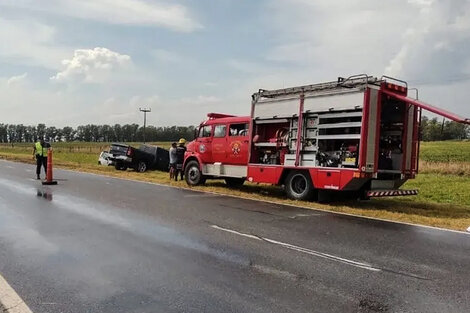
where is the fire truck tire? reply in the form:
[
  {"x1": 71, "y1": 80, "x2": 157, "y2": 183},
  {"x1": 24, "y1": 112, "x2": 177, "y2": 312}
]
[
  {"x1": 225, "y1": 178, "x2": 245, "y2": 188},
  {"x1": 285, "y1": 171, "x2": 316, "y2": 200},
  {"x1": 185, "y1": 160, "x2": 205, "y2": 186}
]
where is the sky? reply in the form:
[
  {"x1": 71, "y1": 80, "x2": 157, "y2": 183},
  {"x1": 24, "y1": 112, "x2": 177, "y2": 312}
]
[{"x1": 0, "y1": 0, "x2": 469, "y2": 127}]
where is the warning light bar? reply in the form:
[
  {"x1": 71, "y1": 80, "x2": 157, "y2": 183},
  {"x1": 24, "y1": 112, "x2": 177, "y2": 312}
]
[{"x1": 385, "y1": 83, "x2": 407, "y2": 93}]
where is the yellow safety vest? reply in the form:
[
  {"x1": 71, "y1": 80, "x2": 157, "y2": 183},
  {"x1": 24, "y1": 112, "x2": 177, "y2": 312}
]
[{"x1": 35, "y1": 142, "x2": 45, "y2": 157}]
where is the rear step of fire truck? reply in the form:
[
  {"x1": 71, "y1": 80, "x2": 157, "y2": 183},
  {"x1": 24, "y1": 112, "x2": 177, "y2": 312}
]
[{"x1": 367, "y1": 189, "x2": 418, "y2": 198}]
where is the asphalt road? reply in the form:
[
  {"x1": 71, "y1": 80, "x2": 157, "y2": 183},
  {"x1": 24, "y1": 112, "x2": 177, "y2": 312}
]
[{"x1": 0, "y1": 160, "x2": 469, "y2": 313}]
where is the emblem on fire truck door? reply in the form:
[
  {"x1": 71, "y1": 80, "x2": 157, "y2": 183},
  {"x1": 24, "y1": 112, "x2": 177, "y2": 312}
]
[
  {"x1": 199, "y1": 144, "x2": 206, "y2": 153},
  {"x1": 231, "y1": 141, "x2": 241, "y2": 155}
]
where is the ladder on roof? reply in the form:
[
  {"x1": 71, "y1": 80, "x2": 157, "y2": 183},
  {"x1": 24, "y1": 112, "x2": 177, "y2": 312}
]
[{"x1": 253, "y1": 74, "x2": 381, "y2": 99}]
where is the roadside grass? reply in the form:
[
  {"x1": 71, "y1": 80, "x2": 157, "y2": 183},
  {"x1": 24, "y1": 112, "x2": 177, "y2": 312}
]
[{"x1": 0, "y1": 141, "x2": 469, "y2": 231}]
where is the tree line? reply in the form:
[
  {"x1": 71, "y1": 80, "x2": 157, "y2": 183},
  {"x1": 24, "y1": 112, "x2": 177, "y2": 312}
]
[
  {"x1": 0, "y1": 123, "x2": 197, "y2": 143},
  {"x1": 0, "y1": 118, "x2": 468, "y2": 143},
  {"x1": 420, "y1": 116, "x2": 469, "y2": 141}
]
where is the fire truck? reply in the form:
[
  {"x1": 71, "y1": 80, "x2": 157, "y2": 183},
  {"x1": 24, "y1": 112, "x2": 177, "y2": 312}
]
[{"x1": 183, "y1": 74, "x2": 470, "y2": 200}]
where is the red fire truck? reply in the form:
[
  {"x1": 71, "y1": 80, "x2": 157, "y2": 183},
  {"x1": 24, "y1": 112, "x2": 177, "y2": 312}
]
[{"x1": 183, "y1": 75, "x2": 469, "y2": 200}]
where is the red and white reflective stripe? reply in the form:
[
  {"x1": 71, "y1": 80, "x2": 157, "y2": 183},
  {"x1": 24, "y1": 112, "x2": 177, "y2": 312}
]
[{"x1": 367, "y1": 190, "x2": 418, "y2": 197}]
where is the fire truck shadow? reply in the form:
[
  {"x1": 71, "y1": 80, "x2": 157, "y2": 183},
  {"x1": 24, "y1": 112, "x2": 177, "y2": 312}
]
[
  {"x1": 322, "y1": 191, "x2": 469, "y2": 220},
  {"x1": 205, "y1": 182, "x2": 468, "y2": 220}
]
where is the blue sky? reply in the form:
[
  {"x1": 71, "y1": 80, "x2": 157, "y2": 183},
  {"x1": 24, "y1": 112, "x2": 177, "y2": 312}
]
[{"x1": 1, "y1": 0, "x2": 469, "y2": 127}]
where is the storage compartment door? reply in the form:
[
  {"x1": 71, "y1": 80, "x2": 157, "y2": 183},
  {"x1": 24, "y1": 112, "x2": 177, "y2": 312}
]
[
  {"x1": 360, "y1": 88, "x2": 380, "y2": 173},
  {"x1": 403, "y1": 104, "x2": 418, "y2": 174},
  {"x1": 316, "y1": 170, "x2": 341, "y2": 190}
]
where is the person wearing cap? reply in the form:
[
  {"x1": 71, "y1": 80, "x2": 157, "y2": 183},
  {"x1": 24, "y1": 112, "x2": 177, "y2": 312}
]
[
  {"x1": 175, "y1": 138, "x2": 186, "y2": 181},
  {"x1": 169, "y1": 142, "x2": 177, "y2": 179}
]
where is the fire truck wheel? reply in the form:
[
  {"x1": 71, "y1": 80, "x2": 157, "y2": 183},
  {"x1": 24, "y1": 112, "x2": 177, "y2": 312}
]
[
  {"x1": 185, "y1": 160, "x2": 204, "y2": 186},
  {"x1": 225, "y1": 178, "x2": 245, "y2": 188},
  {"x1": 285, "y1": 171, "x2": 315, "y2": 200}
]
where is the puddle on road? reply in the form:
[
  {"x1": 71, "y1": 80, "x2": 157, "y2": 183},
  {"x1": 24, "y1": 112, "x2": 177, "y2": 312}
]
[
  {"x1": 0, "y1": 175, "x2": 287, "y2": 283},
  {"x1": 37, "y1": 189, "x2": 53, "y2": 201}
]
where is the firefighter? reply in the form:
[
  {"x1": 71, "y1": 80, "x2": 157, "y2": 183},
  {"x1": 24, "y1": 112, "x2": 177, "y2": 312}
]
[
  {"x1": 33, "y1": 138, "x2": 48, "y2": 180},
  {"x1": 175, "y1": 138, "x2": 186, "y2": 181}
]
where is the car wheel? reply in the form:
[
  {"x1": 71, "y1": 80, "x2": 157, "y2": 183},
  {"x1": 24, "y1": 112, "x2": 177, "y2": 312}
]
[
  {"x1": 225, "y1": 178, "x2": 245, "y2": 188},
  {"x1": 285, "y1": 171, "x2": 316, "y2": 201},
  {"x1": 136, "y1": 161, "x2": 147, "y2": 173},
  {"x1": 185, "y1": 161, "x2": 204, "y2": 186}
]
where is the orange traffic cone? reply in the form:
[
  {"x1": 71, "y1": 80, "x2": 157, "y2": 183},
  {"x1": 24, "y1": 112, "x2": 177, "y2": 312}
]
[{"x1": 42, "y1": 149, "x2": 58, "y2": 185}]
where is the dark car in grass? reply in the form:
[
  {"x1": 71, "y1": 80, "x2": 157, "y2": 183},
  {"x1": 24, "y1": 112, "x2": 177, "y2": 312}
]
[{"x1": 109, "y1": 143, "x2": 169, "y2": 173}]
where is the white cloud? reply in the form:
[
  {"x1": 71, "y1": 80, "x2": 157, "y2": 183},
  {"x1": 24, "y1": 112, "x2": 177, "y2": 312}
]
[
  {"x1": 151, "y1": 49, "x2": 184, "y2": 64},
  {"x1": 51, "y1": 47, "x2": 131, "y2": 83},
  {"x1": 0, "y1": 18, "x2": 68, "y2": 69},
  {"x1": 2, "y1": 0, "x2": 201, "y2": 32},
  {"x1": 7, "y1": 73, "x2": 28, "y2": 86},
  {"x1": 257, "y1": 0, "x2": 470, "y2": 116},
  {"x1": 385, "y1": 0, "x2": 470, "y2": 84},
  {"x1": 266, "y1": 0, "x2": 412, "y2": 77},
  {"x1": 265, "y1": 0, "x2": 470, "y2": 87}
]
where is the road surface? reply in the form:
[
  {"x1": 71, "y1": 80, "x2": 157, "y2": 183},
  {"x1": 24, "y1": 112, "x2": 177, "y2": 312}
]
[{"x1": 0, "y1": 159, "x2": 469, "y2": 313}]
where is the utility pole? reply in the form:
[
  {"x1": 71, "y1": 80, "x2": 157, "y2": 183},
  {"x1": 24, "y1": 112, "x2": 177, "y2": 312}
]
[{"x1": 139, "y1": 108, "x2": 151, "y2": 143}]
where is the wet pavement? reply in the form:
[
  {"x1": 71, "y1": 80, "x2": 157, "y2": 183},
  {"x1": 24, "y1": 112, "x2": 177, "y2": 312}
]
[{"x1": 0, "y1": 159, "x2": 469, "y2": 313}]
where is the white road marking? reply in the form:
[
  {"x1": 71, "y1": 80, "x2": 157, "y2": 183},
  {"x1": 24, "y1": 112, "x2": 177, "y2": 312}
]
[
  {"x1": 0, "y1": 273, "x2": 34, "y2": 313},
  {"x1": 211, "y1": 224, "x2": 381, "y2": 272},
  {"x1": 211, "y1": 225, "x2": 262, "y2": 241}
]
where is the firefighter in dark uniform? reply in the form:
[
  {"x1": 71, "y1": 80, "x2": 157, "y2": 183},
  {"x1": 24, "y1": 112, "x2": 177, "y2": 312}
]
[
  {"x1": 175, "y1": 138, "x2": 187, "y2": 181},
  {"x1": 33, "y1": 138, "x2": 48, "y2": 180}
]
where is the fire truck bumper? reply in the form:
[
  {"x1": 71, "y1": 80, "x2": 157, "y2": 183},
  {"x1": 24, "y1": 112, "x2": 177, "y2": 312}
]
[{"x1": 367, "y1": 189, "x2": 418, "y2": 197}]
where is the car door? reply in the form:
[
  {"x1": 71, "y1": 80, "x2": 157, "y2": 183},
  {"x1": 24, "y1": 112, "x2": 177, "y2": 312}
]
[
  {"x1": 212, "y1": 124, "x2": 227, "y2": 163},
  {"x1": 196, "y1": 124, "x2": 213, "y2": 164},
  {"x1": 226, "y1": 123, "x2": 250, "y2": 165}
]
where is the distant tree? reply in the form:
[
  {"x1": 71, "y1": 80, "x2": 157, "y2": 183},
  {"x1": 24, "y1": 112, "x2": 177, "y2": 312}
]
[
  {"x1": 45, "y1": 126, "x2": 58, "y2": 142},
  {"x1": 7, "y1": 124, "x2": 16, "y2": 143},
  {"x1": 0, "y1": 124, "x2": 7, "y2": 143},
  {"x1": 36, "y1": 123, "x2": 46, "y2": 140},
  {"x1": 61, "y1": 126, "x2": 74, "y2": 142},
  {"x1": 113, "y1": 124, "x2": 122, "y2": 142},
  {"x1": 24, "y1": 126, "x2": 36, "y2": 142}
]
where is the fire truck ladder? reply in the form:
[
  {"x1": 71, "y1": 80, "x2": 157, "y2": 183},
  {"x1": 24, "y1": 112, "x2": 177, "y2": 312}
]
[{"x1": 252, "y1": 74, "x2": 380, "y2": 100}]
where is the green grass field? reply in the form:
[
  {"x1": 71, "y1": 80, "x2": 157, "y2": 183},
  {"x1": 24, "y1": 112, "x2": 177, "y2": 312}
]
[
  {"x1": 419, "y1": 140, "x2": 470, "y2": 163},
  {"x1": 1, "y1": 141, "x2": 469, "y2": 231}
]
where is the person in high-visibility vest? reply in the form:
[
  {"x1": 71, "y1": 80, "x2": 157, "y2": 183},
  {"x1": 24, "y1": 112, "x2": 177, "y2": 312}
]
[{"x1": 33, "y1": 138, "x2": 48, "y2": 180}]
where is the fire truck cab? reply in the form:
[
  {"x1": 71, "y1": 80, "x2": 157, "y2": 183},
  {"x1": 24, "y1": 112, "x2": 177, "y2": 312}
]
[
  {"x1": 184, "y1": 74, "x2": 469, "y2": 200},
  {"x1": 184, "y1": 113, "x2": 251, "y2": 187}
]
